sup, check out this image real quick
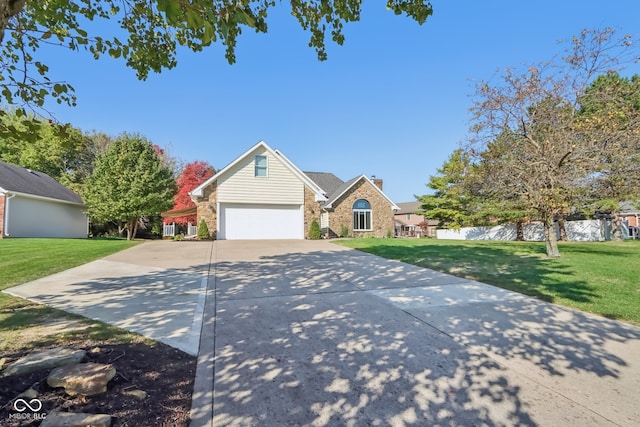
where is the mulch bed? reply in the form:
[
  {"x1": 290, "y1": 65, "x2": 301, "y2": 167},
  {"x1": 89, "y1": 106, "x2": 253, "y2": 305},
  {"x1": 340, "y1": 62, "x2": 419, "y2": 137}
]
[{"x1": 0, "y1": 341, "x2": 196, "y2": 426}]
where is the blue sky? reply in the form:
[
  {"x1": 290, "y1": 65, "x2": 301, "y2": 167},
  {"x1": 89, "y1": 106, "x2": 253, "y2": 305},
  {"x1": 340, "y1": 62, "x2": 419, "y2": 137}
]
[{"x1": 37, "y1": 1, "x2": 640, "y2": 203}]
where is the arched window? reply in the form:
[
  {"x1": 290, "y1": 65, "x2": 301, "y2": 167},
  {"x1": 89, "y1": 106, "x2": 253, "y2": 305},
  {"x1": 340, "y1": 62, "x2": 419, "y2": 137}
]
[{"x1": 353, "y1": 199, "x2": 372, "y2": 231}]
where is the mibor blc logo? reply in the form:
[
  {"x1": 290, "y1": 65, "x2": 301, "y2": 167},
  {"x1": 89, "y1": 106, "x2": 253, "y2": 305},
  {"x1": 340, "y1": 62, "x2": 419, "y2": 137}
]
[{"x1": 9, "y1": 398, "x2": 47, "y2": 421}]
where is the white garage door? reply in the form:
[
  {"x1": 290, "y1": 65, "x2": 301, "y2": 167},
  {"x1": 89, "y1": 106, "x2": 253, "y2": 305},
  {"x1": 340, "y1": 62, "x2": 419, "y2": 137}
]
[{"x1": 219, "y1": 203, "x2": 304, "y2": 240}]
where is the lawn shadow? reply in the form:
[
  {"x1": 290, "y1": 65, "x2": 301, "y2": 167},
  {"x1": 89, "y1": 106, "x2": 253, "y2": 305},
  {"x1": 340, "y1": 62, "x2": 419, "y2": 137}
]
[{"x1": 351, "y1": 241, "x2": 598, "y2": 305}]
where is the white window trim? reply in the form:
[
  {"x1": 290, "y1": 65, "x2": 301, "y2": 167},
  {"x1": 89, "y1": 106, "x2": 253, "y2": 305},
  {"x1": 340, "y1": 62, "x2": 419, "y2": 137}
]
[
  {"x1": 255, "y1": 155, "x2": 268, "y2": 177},
  {"x1": 353, "y1": 209, "x2": 372, "y2": 231}
]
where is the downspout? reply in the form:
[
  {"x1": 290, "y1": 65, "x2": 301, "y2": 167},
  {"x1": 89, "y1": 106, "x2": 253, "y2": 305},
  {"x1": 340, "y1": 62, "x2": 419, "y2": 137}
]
[{"x1": 4, "y1": 192, "x2": 16, "y2": 237}]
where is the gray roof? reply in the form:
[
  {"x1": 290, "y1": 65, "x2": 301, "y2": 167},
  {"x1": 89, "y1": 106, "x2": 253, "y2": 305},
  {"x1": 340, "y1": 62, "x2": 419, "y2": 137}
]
[
  {"x1": 395, "y1": 201, "x2": 422, "y2": 215},
  {"x1": 621, "y1": 200, "x2": 640, "y2": 214},
  {"x1": 304, "y1": 172, "x2": 345, "y2": 197},
  {"x1": 0, "y1": 160, "x2": 83, "y2": 204}
]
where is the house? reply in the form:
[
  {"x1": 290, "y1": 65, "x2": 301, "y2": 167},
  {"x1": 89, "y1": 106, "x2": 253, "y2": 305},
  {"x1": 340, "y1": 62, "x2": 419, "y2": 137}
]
[
  {"x1": 394, "y1": 201, "x2": 438, "y2": 238},
  {"x1": 620, "y1": 201, "x2": 639, "y2": 239},
  {"x1": 189, "y1": 141, "x2": 398, "y2": 240},
  {"x1": 0, "y1": 160, "x2": 88, "y2": 238}
]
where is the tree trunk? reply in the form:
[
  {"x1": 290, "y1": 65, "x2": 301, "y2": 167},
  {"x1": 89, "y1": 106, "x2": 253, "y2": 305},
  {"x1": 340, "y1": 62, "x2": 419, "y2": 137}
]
[
  {"x1": 611, "y1": 212, "x2": 623, "y2": 241},
  {"x1": 557, "y1": 216, "x2": 568, "y2": 241},
  {"x1": 125, "y1": 218, "x2": 138, "y2": 241},
  {"x1": 516, "y1": 221, "x2": 524, "y2": 241},
  {"x1": 543, "y1": 216, "x2": 560, "y2": 257}
]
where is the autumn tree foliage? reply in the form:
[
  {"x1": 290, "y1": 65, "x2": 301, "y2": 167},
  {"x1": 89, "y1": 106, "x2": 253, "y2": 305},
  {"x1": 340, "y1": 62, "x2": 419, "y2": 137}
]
[
  {"x1": 170, "y1": 160, "x2": 215, "y2": 225},
  {"x1": 467, "y1": 28, "x2": 638, "y2": 257}
]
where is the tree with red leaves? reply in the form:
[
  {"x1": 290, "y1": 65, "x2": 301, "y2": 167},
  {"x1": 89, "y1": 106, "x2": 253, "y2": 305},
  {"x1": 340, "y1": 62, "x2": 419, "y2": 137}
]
[{"x1": 170, "y1": 160, "x2": 215, "y2": 225}]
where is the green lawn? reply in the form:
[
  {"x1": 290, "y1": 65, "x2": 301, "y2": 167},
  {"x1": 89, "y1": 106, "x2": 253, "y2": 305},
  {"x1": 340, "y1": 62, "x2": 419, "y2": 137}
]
[
  {"x1": 336, "y1": 238, "x2": 640, "y2": 325},
  {"x1": 0, "y1": 238, "x2": 141, "y2": 351}
]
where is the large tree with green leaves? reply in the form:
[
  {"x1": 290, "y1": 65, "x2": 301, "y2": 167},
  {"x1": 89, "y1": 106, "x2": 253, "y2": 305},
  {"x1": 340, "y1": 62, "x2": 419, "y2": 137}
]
[
  {"x1": 0, "y1": 108, "x2": 100, "y2": 192},
  {"x1": 84, "y1": 133, "x2": 176, "y2": 240},
  {"x1": 468, "y1": 28, "x2": 638, "y2": 257},
  {"x1": 417, "y1": 149, "x2": 478, "y2": 229},
  {"x1": 579, "y1": 72, "x2": 640, "y2": 239},
  {"x1": 0, "y1": 0, "x2": 432, "y2": 117}
]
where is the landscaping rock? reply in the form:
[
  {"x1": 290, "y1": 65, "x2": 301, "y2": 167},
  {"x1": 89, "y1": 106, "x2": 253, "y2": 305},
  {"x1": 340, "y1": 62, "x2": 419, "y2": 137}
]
[
  {"x1": 40, "y1": 411, "x2": 111, "y2": 427},
  {"x1": 122, "y1": 389, "x2": 148, "y2": 400},
  {"x1": 0, "y1": 357, "x2": 8, "y2": 371},
  {"x1": 18, "y1": 387, "x2": 39, "y2": 399},
  {"x1": 1, "y1": 347, "x2": 85, "y2": 377},
  {"x1": 48, "y1": 363, "x2": 116, "y2": 396}
]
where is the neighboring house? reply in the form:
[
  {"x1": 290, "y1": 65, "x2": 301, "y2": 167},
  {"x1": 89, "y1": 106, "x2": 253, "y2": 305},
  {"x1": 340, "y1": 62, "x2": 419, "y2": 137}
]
[
  {"x1": 394, "y1": 201, "x2": 438, "y2": 238},
  {"x1": 620, "y1": 201, "x2": 639, "y2": 239},
  {"x1": 189, "y1": 141, "x2": 398, "y2": 240},
  {"x1": 0, "y1": 160, "x2": 88, "y2": 238}
]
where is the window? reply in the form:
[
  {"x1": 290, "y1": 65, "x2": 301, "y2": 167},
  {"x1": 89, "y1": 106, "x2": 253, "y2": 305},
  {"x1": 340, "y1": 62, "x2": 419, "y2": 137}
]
[
  {"x1": 255, "y1": 155, "x2": 267, "y2": 177},
  {"x1": 353, "y1": 199, "x2": 372, "y2": 231},
  {"x1": 406, "y1": 214, "x2": 411, "y2": 220}
]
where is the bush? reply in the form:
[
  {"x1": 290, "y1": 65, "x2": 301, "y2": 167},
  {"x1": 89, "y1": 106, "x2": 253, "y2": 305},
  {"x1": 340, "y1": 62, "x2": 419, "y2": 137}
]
[
  {"x1": 173, "y1": 234, "x2": 184, "y2": 241},
  {"x1": 340, "y1": 224, "x2": 350, "y2": 238},
  {"x1": 197, "y1": 219, "x2": 210, "y2": 239},
  {"x1": 309, "y1": 219, "x2": 322, "y2": 240}
]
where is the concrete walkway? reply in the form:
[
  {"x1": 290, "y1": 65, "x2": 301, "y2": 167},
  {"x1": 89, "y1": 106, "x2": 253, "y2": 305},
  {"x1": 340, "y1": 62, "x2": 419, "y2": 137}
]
[{"x1": 6, "y1": 240, "x2": 640, "y2": 426}]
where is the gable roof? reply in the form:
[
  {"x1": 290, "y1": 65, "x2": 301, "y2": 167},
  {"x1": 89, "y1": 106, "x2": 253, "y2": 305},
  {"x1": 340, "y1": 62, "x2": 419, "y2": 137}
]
[
  {"x1": 395, "y1": 201, "x2": 422, "y2": 215},
  {"x1": 304, "y1": 172, "x2": 345, "y2": 197},
  {"x1": 0, "y1": 160, "x2": 83, "y2": 205},
  {"x1": 189, "y1": 141, "x2": 327, "y2": 201},
  {"x1": 323, "y1": 175, "x2": 399, "y2": 210}
]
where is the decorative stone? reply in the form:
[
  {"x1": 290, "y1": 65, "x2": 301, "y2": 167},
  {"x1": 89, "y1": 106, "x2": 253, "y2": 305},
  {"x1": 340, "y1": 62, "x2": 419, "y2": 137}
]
[
  {"x1": 0, "y1": 357, "x2": 8, "y2": 370},
  {"x1": 123, "y1": 389, "x2": 148, "y2": 400},
  {"x1": 2, "y1": 347, "x2": 85, "y2": 377},
  {"x1": 40, "y1": 411, "x2": 111, "y2": 427},
  {"x1": 18, "y1": 387, "x2": 39, "y2": 399},
  {"x1": 47, "y1": 363, "x2": 116, "y2": 396}
]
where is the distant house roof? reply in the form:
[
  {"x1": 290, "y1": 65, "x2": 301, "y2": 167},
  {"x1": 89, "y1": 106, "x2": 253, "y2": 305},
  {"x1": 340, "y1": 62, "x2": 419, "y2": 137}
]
[
  {"x1": 0, "y1": 160, "x2": 83, "y2": 205},
  {"x1": 395, "y1": 201, "x2": 422, "y2": 215},
  {"x1": 620, "y1": 201, "x2": 640, "y2": 214}
]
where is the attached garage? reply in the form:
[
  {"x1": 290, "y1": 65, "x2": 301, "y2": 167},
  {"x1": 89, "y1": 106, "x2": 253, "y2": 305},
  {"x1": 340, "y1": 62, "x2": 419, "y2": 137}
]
[{"x1": 219, "y1": 203, "x2": 304, "y2": 240}]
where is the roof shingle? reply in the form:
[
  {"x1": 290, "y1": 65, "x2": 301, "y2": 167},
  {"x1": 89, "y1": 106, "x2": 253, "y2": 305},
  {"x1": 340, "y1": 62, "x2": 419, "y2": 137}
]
[{"x1": 0, "y1": 160, "x2": 83, "y2": 204}]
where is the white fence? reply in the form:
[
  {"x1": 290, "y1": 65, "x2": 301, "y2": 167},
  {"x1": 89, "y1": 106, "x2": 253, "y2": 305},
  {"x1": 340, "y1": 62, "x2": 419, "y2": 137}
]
[
  {"x1": 163, "y1": 222, "x2": 198, "y2": 237},
  {"x1": 436, "y1": 219, "x2": 610, "y2": 241}
]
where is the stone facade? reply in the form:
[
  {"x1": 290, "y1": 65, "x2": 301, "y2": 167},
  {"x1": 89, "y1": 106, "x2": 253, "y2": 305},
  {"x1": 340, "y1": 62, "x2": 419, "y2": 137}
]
[
  {"x1": 0, "y1": 194, "x2": 4, "y2": 239},
  {"x1": 327, "y1": 178, "x2": 394, "y2": 238},
  {"x1": 196, "y1": 181, "x2": 217, "y2": 239},
  {"x1": 303, "y1": 186, "x2": 321, "y2": 239}
]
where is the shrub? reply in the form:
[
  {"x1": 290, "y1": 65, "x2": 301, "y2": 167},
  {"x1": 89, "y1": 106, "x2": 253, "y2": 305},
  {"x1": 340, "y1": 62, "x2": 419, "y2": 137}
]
[
  {"x1": 340, "y1": 224, "x2": 350, "y2": 238},
  {"x1": 197, "y1": 219, "x2": 210, "y2": 239},
  {"x1": 173, "y1": 234, "x2": 184, "y2": 241},
  {"x1": 309, "y1": 219, "x2": 322, "y2": 240}
]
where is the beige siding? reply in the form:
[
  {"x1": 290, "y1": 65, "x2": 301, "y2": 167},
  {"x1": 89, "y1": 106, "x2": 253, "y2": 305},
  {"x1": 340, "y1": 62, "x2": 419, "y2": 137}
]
[
  {"x1": 218, "y1": 147, "x2": 304, "y2": 204},
  {"x1": 6, "y1": 195, "x2": 88, "y2": 238}
]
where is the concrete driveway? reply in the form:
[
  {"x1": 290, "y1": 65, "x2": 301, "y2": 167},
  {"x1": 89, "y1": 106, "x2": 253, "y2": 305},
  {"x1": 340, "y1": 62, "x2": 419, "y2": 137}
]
[
  {"x1": 6, "y1": 240, "x2": 640, "y2": 426},
  {"x1": 5, "y1": 241, "x2": 214, "y2": 355},
  {"x1": 192, "y1": 240, "x2": 640, "y2": 427}
]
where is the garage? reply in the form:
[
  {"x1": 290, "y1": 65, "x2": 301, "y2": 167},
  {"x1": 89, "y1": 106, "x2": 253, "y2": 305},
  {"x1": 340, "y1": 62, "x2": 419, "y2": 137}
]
[{"x1": 218, "y1": 203, "x2": 304, "y2": 240}]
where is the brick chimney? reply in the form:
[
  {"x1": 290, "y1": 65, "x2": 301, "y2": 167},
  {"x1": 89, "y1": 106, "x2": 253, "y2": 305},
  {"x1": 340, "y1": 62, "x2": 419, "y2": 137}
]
[{"x1": 371, "y1": 175, "x2": 383, "y2": 191}]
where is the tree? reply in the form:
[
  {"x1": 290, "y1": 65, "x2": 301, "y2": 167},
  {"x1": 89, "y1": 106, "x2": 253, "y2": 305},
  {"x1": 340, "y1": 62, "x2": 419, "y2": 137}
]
[
  {"x1": 579, "y1": 73, "x2": 640, "y2": 240},
  {"x1": 170, "y1": 160, "x2": 215, "y2": 225},
  {"x1": 0, "y1": 109, "x2": 98, "y2": 193},
  {"x1": 84, "y1": 133, "x2": 176, "y2": 240},
  {"x1": 468, "y1": 28, "x2": 638, "y2": 257},
  {"x1": 417, "y1": 149, "x2": 477, "y2": 229},
  {"x1": 0, "y1": 0, "x2": 433, "y2": 116}
]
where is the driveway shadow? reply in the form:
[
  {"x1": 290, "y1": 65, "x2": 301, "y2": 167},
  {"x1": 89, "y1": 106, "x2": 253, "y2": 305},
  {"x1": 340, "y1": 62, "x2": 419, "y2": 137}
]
[{"x1": 196, "y1": 244, "x2": 640, "y2": 426}]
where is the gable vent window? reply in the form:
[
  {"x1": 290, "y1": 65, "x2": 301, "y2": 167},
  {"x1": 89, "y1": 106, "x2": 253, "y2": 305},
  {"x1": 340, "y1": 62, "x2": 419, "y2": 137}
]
[
  {"x1": 353, "y1": 199, "x2": 372, "y2": 231},
  {"x1": 255, "y1": 155, "x2": 267, "y2": 177}
]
